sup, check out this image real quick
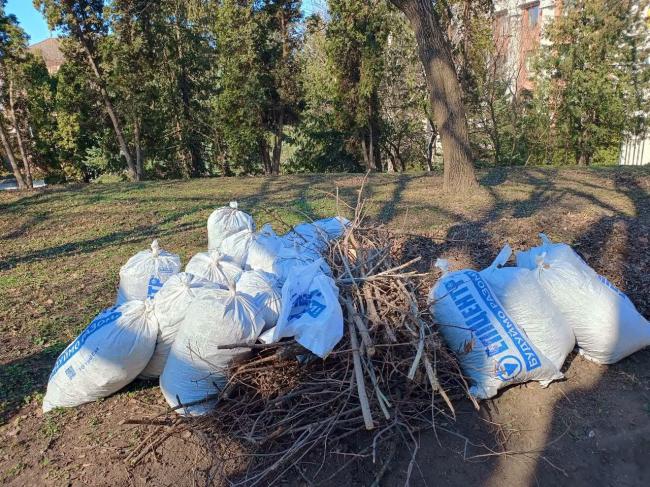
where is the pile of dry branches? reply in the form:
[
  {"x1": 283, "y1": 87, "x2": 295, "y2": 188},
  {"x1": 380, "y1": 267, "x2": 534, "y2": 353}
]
[{"x1": 125, "y1": 196, "x2": 469, "y2": 485}]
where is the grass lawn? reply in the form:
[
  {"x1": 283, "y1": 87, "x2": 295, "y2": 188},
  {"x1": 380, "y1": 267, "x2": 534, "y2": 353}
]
[{"x1": 0, "y1": 167, "x2": 648, "y2": 486}]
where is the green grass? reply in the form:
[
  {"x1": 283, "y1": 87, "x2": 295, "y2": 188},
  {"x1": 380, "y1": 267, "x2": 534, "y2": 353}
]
[{"x1": 0, "y1": 167, "x2": 648, "y2": 422}]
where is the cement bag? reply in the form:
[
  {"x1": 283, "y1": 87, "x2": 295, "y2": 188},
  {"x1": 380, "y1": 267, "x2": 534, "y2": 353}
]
[
  {"x1": 516, "y1": 234, "x2": 650, "y2": 364},
  {"x1": 272, "y1": 259, "x2": 343, "y2": 358},
  {"x1": 43, "y1": 300, "x2": 158, "y2": 412},
  {"x1": 207, "y1": 201, "x2": 255, "y2": 250},
  {"x1": 159, "y1": 287, "x2": 264, "y2": 415},
  {"x1": 236, "y1": 270, "x2": 281, "y2": 330},
  {"x1": 140, "y1": 273, "x2": 222, "y2": 378},
  {"x1": 219, "y1": 228, "x2": 254, "y2": 267},
  {"x1": 116, "y1": 240, "x2": 181, "y2": 305},
  {"x1": 245, "y1": 224, "x2": 284, "y2": 273},
  {"x1": 428, "y1": 262, "x2": 562, "y2": 399},
  {"x1": 185, "y1": 250, "x2": 242, "y2": 287},
  {"x1": 480, "y1": 245, "x2": 575, "y2": 371}
]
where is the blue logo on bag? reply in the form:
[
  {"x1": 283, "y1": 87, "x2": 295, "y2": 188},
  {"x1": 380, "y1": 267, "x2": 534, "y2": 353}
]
[
  {"x1": 496, "y1": 355, "x2": 523, "y2": 381},
  {"x1": 147, "y1": 276, "x2": 164, "y2": 298},
  {"x1": 288, "y1": 290, "x2": 326, "y2": 321},
  {"x1": 49, "y1": 309, "x2": 121, "y2": 380}
]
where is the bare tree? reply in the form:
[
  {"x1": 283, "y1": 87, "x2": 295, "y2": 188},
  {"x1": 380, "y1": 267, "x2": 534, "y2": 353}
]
[{"x1": 389, "y1": 0, "x2": 477, "y2": 191}]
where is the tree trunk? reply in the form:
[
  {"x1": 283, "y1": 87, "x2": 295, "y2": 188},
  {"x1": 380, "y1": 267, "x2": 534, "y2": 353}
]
[
  {"x1": 259, "y1": 138, "x2": 272, "y2": 175},
  {"x1": 8, "y1": 80, "x2": 33, "y2": 188},
  {"x1": 174, "y1": 9, "x2": 202, "y2": 177},
  {"x1": 426, "y1": 117, "x2": 437, "y2": 171},
  {"x1": 78, "y1": 37, "x2": 138, "y2": 181},
  {"x1": 0, "y1": 118, "x2": 27, "y2": 189},
  {"x1": 271, "y1": 109, "x2": 283, "y2": 176},
  {"x1": 134, "y1": 119, "x2": 143, "y2": 179},
  {"x1": 390, "y1": 0, "x2": 477, "y2": 192}
]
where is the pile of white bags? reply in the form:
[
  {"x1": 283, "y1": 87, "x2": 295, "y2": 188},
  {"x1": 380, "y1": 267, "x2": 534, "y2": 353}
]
[
  {"x1": 516, "y1": 234, "x2": 650, "y2": 364},
  {"x1": 430, "y1": 233, "x2": 649, "y2": 399},
  {"x1": 160, "y1": 287, "x2": 265, "y2": 415},
  {"x1": 140, "y1": 273, "x2": 222, "y2": 378},
  {"x1": 43, "y1": 300, "x2": 159, "y2": 412},
  {"x1": 44, "y1": 202, "x2": 349, "y2": 416},
  {"x1": 116, "y1": 240, "x2": 181, "y2": 304},
  {"x1": 480, "y1": 245, "x2": 575, "y2": 371},
  {"x1": 429, "y1": 262, "x2": 562, "y2": 399}
]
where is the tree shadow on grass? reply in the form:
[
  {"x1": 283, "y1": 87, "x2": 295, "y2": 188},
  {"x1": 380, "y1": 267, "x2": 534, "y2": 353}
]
[{"x1": 0, "y1": 344, "x2": 64, "y2": 425}]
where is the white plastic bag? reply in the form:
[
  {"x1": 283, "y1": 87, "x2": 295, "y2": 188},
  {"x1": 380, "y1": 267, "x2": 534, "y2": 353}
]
[
  {"x1": 140, "y1": 273, "x2": 222, "y2": 378},
  {"x1": 272, "y1": 259, "x2": 343, "y2": 358},
  {"x1": 516, "y1": 234, "x2": 650, "y2": 364},
  {"x1": 116, "y1": 240, "x2": 181, "y2": 305},
  {"x1": 43, "y1": 300, "x2": 158, "y2": 412},
  {"x1": 428, "y1": 263, "x2": 562, "y2": 399},
  {"x1": 236, "y1": 270, "x2": 282, "y2": 330},
  {"x1": 273, "y1": 241, "x2": 328, "y2": 283},
  {"x1": 159, "y1": 287, "x2": 265, "y2": 415},
  {"x1": 282, "y1": 216, "x2": 349, "y2": 254},
  {"x1": 207, "y1": 201, "x2": 255, "y2": 250},
  {"x1": 479, "y1": 245, "x2": 575, "y2": 370},
  {"x1": 219, "y1": 228, "x2": 254, "y2": 268},
  {"x1": 185, "y1": 250, "x2": 242, "y2": 287},
  {"x1": 245, "y1": 224, "x2": 284, "y2": 273}
]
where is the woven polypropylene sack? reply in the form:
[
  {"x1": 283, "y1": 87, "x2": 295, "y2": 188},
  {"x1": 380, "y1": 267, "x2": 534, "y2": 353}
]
[
  {"x1": 428, "y1": 264, "x2": 562, "y2": 399},
  {"x1": 116, "y1": 240, "x2": 181, "y2": 305},
  {"x1": 207, "y1": 201, "x2": 255, "y2": 250},
  {"x1": 479, "y1": 245, "x2": 575, "y2": 371},
  {"x1": 516, "y1": 234, "x2": 650, "y2": 364},
  {"x1": 159, "y1": 287, "x2": 264, "y2": 415},
  {"x1": 219, "y1": 228, "x2": 254, "y2": 268},
  {"x1": 43, "y1": 300, "x2": 158, "y2": 412},
  {"x1": 245, "y1": 224, "x2": 283, "y2": 273},
  {"x1": 236, "y1": 270, "x2": 281, "y2": 330},
  {"x1": 139, "y1": 273, "x2": 222, "y2": 378},
  {"x1": 185, "y1": 250, "x2": 242, "y2": 287}
]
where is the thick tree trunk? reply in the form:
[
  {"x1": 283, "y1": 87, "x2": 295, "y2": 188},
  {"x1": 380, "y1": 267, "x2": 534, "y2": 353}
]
[
  {"x1": 8, "y1": 81, "x2": 33, "y2": 187},
  {"x1": 259, "y1": 138, "x2": 272, "y2": 175},
  {"x1": 390, "y1": 0, "x2": 477, "y2": 191},
  {"x1": 0, "y1": 118, "x2": 27, "y2": 189},
  {"x1": 78, "y1": 38, "x2": 138, "y2": 181}
]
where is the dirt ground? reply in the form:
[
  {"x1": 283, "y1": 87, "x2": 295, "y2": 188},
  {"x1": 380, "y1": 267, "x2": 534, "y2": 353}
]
[{"x1": 0, "y1": 167, "x2": 648, "y2": 486}]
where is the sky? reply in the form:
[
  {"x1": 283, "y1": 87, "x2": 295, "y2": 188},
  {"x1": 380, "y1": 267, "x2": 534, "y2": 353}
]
[
  {"x1": 6, "y1": 0, "x2": 54, "y2": 45},
  {"x1": 6, "y1": 0, "x2": 329, "y2": 47}
]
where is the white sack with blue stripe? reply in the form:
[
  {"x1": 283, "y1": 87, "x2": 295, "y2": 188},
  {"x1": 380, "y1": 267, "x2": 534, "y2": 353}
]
[
  {"x1": 43, "y1": 300, "x2": 158, "y2": 412},
  {"x1": 428, "y1": 261, "x2": 562, "y2": 399},
  {"x1": 516, "y1": 234, "x2": 650, "y2": 364},
  {"x1": 480, "y1": 245, "x2": 575, "y2": 371}
]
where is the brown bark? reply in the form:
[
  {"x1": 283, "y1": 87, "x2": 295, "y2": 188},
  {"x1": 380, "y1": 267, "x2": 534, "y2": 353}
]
[
  {"x1": 76, "y1": 34, "x2": 138, "y2": 181},
  {"x1": 390, "y1": 0, "x2": 477, "y2": 191},
  {"x1": 271, "y1": 110, "x2": 283, "y2": 176},
  {"x1": 134, "y1": 119, "x2": 143, "y2": 179},
  {"x1": 259, "y1": 138, "x2": 272, "y2": 175},
  {"x1": 0, "y1": 117, "x2": 27, "y2": 189},
  {"x1": 8, "y1": 80, "x2": 33, "y2": 187}
]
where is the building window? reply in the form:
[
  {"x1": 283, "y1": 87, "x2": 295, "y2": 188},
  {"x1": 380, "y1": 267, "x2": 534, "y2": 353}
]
[{"x1": 528, "y1": 5, "x2": 540, "y2": 28}]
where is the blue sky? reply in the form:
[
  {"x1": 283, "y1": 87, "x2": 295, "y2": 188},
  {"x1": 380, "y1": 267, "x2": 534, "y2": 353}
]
[
  {"x1": 7, "y1": 0, "x2": 328, "y2": 46},
  {"x1": 6, "y1": 0, "x2": 54, "y2": 45}
]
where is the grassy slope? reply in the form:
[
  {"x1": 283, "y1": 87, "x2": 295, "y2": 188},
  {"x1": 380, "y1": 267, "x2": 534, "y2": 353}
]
[
  {"x1": 1, "y1": 167, "x2": 648, "y2": 416},
  {"x1": 0, "y1": 167, "x2": 648, "y2": 484}
]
